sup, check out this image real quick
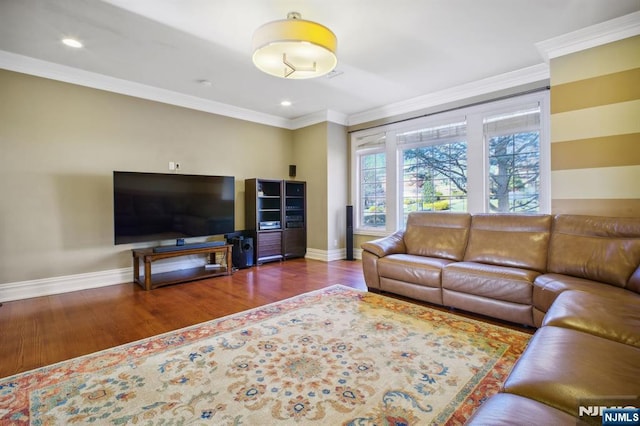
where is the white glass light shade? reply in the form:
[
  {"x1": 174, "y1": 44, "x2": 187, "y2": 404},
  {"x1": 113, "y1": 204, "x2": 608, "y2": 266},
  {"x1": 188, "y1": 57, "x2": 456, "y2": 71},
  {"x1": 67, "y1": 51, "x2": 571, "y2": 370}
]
[{"x1": 252, "y1": 15, "x2": 337, "y2": 79}]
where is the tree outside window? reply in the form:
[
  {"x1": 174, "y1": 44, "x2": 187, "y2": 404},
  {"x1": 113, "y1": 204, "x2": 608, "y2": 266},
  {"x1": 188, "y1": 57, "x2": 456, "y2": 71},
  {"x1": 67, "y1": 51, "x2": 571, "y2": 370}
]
[
  {"x1": 488, "y1": 131, "x2": 540, "y2": 212},
  {"x1": 402, "y1": 141, "x2": 467, "y2": 223},
  {"x1": 485, "y1": 106, "x2": 542, "y2": 213}
]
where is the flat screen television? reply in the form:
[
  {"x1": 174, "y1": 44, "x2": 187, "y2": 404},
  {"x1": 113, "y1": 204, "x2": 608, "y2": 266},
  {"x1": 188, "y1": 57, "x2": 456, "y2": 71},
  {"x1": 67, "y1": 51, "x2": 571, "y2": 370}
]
[{"x1": 113, "y1": 171, "x2": 235, "y2": 245}]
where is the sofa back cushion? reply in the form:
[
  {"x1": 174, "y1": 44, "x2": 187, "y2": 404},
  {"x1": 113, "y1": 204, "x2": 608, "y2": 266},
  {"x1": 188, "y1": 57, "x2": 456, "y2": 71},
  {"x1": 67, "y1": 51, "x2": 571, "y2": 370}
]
[
  {"x1": 548, "y1": 215, "x2": 640, "y2": 291},
  {"x1": 464, "y1": 214, "x2": 552, "y2": 272},
  {"x1": 404, "y1": 212, "x2": 471, "y2": 261}
]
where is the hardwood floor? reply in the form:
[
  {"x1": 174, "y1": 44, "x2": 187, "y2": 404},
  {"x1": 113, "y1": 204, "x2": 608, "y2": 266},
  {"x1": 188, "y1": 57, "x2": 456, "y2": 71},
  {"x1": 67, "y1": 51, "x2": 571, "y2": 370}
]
[
  {"x1": 0, "y1": 259, "x2": 366, "y2": 378},
  {"x1": 0, "y1": 258, "x2": 531, "y2": 379}
]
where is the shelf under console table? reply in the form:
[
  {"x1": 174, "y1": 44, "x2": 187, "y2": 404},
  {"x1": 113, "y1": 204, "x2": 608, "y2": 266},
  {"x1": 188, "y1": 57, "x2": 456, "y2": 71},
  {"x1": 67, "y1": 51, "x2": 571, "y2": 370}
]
[{"x1": 132, "y1": 244, "x2": 233, "y2": 290}]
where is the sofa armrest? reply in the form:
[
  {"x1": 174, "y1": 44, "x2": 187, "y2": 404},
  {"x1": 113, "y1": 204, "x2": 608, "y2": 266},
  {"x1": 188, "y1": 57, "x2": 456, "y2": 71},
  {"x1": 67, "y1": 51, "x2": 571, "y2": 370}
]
[{"x1": 361, "y1": 230, "x2": 406, "y2": 258}]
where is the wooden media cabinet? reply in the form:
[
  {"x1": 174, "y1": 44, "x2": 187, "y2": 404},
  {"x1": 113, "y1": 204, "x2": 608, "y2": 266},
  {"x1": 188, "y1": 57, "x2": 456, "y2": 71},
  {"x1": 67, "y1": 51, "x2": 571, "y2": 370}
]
[{"x1": 132, "y1": 244, "x2": 232, "y2": 290}]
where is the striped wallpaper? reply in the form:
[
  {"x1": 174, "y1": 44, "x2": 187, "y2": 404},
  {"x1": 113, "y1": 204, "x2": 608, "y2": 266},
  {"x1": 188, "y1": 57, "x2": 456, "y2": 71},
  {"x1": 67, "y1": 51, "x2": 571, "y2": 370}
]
[{"x1": 550, "y1": 35, "x2": 640, "y2": 216}]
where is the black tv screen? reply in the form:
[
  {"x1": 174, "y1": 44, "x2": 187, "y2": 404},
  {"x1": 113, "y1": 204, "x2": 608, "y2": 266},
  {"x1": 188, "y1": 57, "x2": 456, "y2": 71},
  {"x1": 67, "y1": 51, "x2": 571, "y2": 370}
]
[{"x1": 113, "y1": 171, "x2": 235, "y2": 245}]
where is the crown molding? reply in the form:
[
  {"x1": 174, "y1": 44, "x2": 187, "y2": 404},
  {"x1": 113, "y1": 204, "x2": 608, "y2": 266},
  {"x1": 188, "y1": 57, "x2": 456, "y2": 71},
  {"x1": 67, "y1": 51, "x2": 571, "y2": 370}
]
[
  {"x1": 2, "y1": 12, "x2": 637, "y2": 132},
  {"x1": 290, "y1": 109, "x2": 348, "y2": 130},
  {"x1": 0, "y1": 50, "x2": 291, "y2": 129},
  {"x1": 326, "y1": 109, "x2": 349, "y2": 126},
  {"x1": 0, "y1": 48, "x2": 548, "y2": 132},
  {"x1": 0, "y1": 49, "x2": 350, "y2": 130},
  {"x1": 0, "y1": 50, "x2": 549, "y2": 132},
  {"x1": 347, "y1": 63, "x2": 549, "y2": 126},
  {"x1": 536, "y1": 11, "x2": 640, "y2": 62}
]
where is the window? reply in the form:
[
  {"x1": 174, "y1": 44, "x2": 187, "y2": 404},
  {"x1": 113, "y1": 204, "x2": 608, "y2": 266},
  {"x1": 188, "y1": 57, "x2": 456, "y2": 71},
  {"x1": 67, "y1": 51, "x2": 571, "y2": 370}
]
[
  {"x1": 351, "y1": 92, "x2": 549, "y2": 234},
  {"x1": 399, "y1": 121, "x2": 468, "y2": 224},
  {"x1": 361, "y1": 151, "x2": 386, "y2": 228},
  {"x1": 485, "y1": 106, "x2": 541, "y2": 212},
  {"x1": 354, "y1": 133, "x2": 387, "y2": 231}
]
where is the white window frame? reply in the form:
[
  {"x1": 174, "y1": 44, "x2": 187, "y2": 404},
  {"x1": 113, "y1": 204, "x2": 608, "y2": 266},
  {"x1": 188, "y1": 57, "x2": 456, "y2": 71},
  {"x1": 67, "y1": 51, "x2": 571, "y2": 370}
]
[
  {"x1": 350, "y1": 91, "x2": 550, "y2": 235},
  {"x1": 352, "y1": 131, "x2": 391, "y2": 236}
]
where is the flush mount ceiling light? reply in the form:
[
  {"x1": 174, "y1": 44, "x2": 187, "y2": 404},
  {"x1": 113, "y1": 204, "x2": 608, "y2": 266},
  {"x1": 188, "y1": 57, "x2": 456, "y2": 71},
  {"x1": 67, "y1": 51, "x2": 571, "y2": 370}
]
[{"x1": 252, "y1": 11, "x2": 337, "y2": 79}]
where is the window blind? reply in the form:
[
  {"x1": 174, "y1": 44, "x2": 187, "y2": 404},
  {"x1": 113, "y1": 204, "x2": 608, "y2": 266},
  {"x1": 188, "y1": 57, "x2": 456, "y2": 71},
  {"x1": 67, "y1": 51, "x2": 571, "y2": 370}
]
[
  {"x1": 355, "y1": 133, "x2": 386, "y2": 151},
  {"x1": 397, "y1": 120, "x2": 467, "y2": 147},
  {"x1": 484, "y1": 104, "x2": 540, "y2": 137}
]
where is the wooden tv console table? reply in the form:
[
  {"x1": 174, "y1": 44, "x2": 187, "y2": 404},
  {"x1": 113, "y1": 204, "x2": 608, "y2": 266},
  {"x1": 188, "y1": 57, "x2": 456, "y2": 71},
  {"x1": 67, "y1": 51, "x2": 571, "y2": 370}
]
[{"x1": 132, "y1": 244, "x2": 233, "y2": 290}]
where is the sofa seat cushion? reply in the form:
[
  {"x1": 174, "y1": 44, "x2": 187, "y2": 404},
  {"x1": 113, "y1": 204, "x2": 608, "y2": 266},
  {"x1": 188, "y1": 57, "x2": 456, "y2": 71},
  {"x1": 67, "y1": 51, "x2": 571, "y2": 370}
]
[
  {"x1": 467, "y1": 393, "x2": 576, "y2": 426},
  {"x1": 442, "y1": 290, "x2": 534, "y2": 326},
  {"x1": 378, "y1": 254, "x2": 453, "y2": 288},
  {"x1": 443, "y1": 261, "x2": 538, "y2": 304},
  {"x1": 503, "y1": 326, "x2": 640, "y2": 417},
  {"x1": 533, "y1": 273, "x2": 633, "y2": 314},
  {"x1": 542, "y1": 290, "x2": 640, "y2": 348}
]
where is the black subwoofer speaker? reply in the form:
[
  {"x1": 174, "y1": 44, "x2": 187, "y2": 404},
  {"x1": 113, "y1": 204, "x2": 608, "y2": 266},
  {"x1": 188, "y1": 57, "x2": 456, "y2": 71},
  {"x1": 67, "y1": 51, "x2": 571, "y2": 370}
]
[{"x1": 231, "y1": 236, "x2": 254, "y2": 269}]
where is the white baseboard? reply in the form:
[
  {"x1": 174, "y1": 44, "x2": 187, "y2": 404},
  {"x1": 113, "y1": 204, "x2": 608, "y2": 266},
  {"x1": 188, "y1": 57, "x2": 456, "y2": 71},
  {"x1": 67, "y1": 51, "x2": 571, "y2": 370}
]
[
  {"x1": 0, "y1": 268, "x2": 130, "y2": 303},
  {"x1": 0, "y1": 256, "x2": 208, "y2": 303},
  {"x1": 305, "y1": 247, "x2": 362, "y2": 262},
  {"x1": 305, "y1": 248, "x2": 345, "y2": 262},
  {"x1": 353, "y1": 248, "x2": 363, "y2": 260},
  {"x1": 0, "y1": 251, "x2": 362, "y2": 303}
]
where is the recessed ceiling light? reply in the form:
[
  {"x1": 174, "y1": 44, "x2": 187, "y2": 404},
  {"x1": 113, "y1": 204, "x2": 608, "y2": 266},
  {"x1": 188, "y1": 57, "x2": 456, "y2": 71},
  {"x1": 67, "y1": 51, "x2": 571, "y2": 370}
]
[
  {"x1": 198, "y1": 79, "x2": 213, "y2": 87},
  {"x1": 280, "y1": 100, "x2": 292, "y2": 107},
  {"x1": 62, "y1": 38, "x2": 83, "y2": 48}
]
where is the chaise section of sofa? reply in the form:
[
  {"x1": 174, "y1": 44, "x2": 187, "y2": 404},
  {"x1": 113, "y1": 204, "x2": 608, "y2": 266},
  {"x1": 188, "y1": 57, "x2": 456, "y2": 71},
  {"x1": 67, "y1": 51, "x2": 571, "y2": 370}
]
[
  {"x1": 469, "y1": 286, "x2": 640, "y2": 425},
  {"x1": 500, "y1": 325, "x2": 640, "y2": 418},
  {"x1": 466, "y1": 393, "x2": 577, "y2": 426},
  {"x1": 468, "y1": 323, "x2": 640, "y2": 425},
  {"x1": 542, "y1": 289, "x2": 640, "y2": 348}
]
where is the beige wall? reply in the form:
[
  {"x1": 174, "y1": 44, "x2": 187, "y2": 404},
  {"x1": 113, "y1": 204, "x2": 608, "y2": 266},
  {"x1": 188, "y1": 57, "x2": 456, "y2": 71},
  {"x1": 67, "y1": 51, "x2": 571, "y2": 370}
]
[
  {"x1": 550, "y1": 35, "x2": 640, "y2": 216},
  {"x1": 0, "y1": 69, "x2": 295, "y2": 284},
  {"x1": 292, "y1": 123, "x2": 328, "y2": 250},
  {"x1": 291, "y1": 122, "x2": 348, "y2": 253}
]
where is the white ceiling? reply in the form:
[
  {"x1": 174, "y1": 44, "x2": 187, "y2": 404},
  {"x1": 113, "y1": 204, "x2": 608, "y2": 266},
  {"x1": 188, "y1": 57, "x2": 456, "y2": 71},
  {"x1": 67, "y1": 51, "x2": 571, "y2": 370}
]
[{"x1": 0, "y1": 0, "x2": 638, "y2": 127}]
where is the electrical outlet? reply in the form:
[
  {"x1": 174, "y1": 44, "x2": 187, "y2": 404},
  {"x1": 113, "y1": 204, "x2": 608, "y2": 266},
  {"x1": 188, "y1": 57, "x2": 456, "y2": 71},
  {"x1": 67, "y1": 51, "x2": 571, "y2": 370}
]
[{"x1": 168, "y1": 161, "x2": 175, "y2": 170}]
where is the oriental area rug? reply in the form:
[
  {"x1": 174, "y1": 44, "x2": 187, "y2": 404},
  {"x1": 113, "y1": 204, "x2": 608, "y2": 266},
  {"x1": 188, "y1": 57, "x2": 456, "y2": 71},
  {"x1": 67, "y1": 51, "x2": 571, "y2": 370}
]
[{"x1": 0, "y1": 285, "x2": 530, "y2": 425}]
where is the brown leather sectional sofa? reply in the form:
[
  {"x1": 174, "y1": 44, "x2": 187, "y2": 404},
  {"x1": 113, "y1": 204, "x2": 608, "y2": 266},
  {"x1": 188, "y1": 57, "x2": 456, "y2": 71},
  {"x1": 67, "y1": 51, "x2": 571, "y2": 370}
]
[{"x1": 360, "y1": 212, "x2": 640, "y2": 424}]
